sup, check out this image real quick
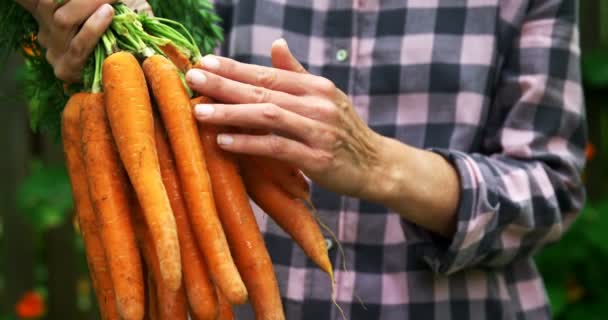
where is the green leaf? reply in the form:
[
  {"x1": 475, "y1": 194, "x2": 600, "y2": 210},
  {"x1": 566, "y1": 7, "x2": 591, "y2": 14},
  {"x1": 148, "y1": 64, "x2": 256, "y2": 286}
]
[{"x1": 147, "y1": 0, "x2": 223, "y2": 55}]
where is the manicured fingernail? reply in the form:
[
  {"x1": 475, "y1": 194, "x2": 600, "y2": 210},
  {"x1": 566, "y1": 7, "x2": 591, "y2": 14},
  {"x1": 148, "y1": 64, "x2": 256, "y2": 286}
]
[
  {"x1": 97, "y1": 4, "x2": 114, "y2": 19},
  {"x1": 195, "y1": 104, "x2": 214, "y2": 117},
  {"x1": 217, "y1": 134, "x2": 233, "y2": 145},
  {"x1": 186, "y1": 69, "x2": 207, "y2": 86},
  {"x1": 201, "y1": 55, "x2": 220, "y2": 70}
]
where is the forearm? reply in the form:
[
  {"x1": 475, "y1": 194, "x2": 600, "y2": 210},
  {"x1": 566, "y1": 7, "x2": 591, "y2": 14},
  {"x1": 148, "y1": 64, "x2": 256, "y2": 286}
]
[{"x1": 363, "y1": 134, "x2": 460, "y2": 237}]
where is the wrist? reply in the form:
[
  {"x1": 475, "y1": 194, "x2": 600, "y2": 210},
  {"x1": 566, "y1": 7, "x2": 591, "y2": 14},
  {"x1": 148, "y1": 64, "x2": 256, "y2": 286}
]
[
  {"x1": 361, "y1": 135, "x2": 413, "y2": 206},
  {"x1": 366, "y1": 135, "x2": 460, "y2": 237}
]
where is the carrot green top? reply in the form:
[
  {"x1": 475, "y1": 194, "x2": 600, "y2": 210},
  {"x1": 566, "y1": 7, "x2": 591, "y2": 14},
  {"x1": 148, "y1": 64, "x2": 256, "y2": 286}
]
[{"x1": 0, "y1": 0, "x2": 223, "y2": 138}]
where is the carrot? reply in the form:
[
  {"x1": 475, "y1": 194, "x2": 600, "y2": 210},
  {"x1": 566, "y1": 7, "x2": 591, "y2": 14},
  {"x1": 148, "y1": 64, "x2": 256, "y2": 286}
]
[
  {"x1": 248, "y1": 155, "x2": 309, "y2": 201},
  {"x1": 143, "y1": 54, "x2": 247, "y2": 305},
  {"x1": 62, "y1": 93, "x2": 120, "y2": 320},
  {"x1": 80, "y1": 92, "x2": 144, "y2": 320},
  {"x1": 240, "y1": 160, "x2": 332, "y2": 279},
  {"x1": 146, "y1": 271, "x2": 159, "y2": 320},
  {"x1": 236, "y1": 128, "x2": 310, "y2": 201},
  {"x1": 160, "y1": 44, "x2": 192, "y2": 73},
  {"x1": 102, "y1": 51, "x2": 182, "y2": 292},
  {"x1": 154, "y1": 117, "x2": 219, "y2": 320},
  {"x1": 216, "y1": 287, "x2": 235, "y2": 320},
  {"x1": 134, "y1": 208, "x2": 188, "y2": 320},
  {"x1": 194, "y1": 97, "x2": 284, "y2": 320}
]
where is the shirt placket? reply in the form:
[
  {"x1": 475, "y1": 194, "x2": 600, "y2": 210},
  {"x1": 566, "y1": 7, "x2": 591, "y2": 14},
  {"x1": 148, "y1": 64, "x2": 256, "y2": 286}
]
[{"x1": 330, "y1": 1, "x2": 361, "y2": 319}]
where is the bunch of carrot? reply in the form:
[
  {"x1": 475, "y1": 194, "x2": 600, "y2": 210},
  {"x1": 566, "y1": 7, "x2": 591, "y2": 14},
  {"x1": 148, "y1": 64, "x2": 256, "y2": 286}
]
[{"x1": 60, "y1": 4, "x2": 333, "y2": 320}]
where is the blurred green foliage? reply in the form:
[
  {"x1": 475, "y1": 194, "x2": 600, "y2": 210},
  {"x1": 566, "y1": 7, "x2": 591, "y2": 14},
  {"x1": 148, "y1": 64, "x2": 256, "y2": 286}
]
[
  {"x1": 537, "y1": 202, "x2": 608, "y2": 319},
  {"x1": 16, "y1": 160, "x2": 72, "y2": 234}
]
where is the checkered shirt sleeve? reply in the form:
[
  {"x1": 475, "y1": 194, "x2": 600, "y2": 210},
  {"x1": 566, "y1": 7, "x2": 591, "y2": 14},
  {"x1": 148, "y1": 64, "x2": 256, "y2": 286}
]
[{"x1": 420, "y1": 0, "x2": 586, "y2": 275}]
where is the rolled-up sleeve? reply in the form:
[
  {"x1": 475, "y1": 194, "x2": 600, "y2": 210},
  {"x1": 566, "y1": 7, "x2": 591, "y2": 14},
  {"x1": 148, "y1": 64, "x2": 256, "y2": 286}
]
[{"x1": 421, "y1": 0, "x2": 587, "y2": 275}]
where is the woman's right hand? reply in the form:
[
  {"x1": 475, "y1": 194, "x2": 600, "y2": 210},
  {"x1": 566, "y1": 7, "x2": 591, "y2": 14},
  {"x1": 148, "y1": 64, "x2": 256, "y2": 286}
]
[{"x1": 17, "y1": 0, "x2": 118, "y2": 83}]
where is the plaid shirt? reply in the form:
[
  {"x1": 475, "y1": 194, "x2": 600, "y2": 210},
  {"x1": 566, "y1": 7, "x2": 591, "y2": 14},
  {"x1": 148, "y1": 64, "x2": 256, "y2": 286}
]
[{"x1": 211, "y1": 1, "x2": 586, "y2": 319}]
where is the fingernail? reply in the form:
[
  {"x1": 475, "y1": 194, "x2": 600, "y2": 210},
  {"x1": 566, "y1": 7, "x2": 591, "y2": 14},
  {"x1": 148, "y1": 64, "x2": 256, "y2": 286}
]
[
  {"x1": 186, "y1": 69, "x2": 207, "y2": 86},
  {"x1": 217, "y1": 134, "x2": 234, "y2": 145},
  {"x1": 201, "y1": 55, "x2": 220, "y2": 71},
  {"x1": 273, "y1": 38, "x2": 288, "y2": 47},
  {"x1": 194, "y1": 104, "x2": 214, "y2": 117},
  {"x1": 97, "y1": 4, "x2": 114, "y2": 19}
]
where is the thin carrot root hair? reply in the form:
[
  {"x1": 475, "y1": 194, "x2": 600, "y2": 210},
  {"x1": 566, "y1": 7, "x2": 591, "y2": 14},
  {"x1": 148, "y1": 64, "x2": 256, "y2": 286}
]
[
  {"x1": 307, "y1": 204, "x2": 347, "y2": 320},
  {"x1": 308, "y1": 202, "x2": 368, "y2": 313}
]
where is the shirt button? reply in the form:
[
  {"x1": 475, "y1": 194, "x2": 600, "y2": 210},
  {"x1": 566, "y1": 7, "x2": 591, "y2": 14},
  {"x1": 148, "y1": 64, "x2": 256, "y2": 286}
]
[
  {"x1": 336, "y1": 49, "x2": 349, "y2": 62},
  {"x1": 325, "y1": 238, "x2": 334, "y2": 251}
]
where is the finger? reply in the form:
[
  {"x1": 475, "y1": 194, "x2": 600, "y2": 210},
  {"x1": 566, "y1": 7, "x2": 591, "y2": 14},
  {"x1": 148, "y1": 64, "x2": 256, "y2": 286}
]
[
  {"x1": 196, "y1": 54, "x2": 320, "y2": 95},
  {"x1": 37, "y1": 0, "x2": 66, "y2": 13},
  {"x1": 37, "y1": 28, "x2": 50, "y2": 48},
  {"x1": 271, "y1": 39, "x2": 308, "y2": 74},
  {"x1": 45, "y1": 48, "x2": 59, "y2": 65},
  {"x1": 186, "y1": 69, "x2": 312, "y2": 115},
  {"x1": 53, "y1": 61, "x2": 81, "y2": 83},
  {"x1": 19, "y1": 0, "x2": 43, "y2": 14},
  {"x1": 214, "y1": 133, "x2": 328, "y2": 172},
  {"x1": 67, "y1": 4, "x2": 114, "y2": 64},
  {"x1": 193, "y1": 102, "x2": 320, "y2": 144},
  {"x1": 53, "y1": 0, "x2": 115, "y2": 30}
]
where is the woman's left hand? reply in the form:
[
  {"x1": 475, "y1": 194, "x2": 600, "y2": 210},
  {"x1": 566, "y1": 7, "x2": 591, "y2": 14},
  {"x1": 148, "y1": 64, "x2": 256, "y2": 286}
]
[{"x1": 185, "y1": 39, "x2": 388, "y2": 201}]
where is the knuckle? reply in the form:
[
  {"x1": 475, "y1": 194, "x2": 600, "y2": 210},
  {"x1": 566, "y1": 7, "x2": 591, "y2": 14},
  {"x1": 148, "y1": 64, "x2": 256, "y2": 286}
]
[
  {"x1": 315, "y1": 77, "x2": 337, "y2": 95},
  {"x1": 219, "y1": 105, "x2": 234, "y2": 121},
  {"x1": 53, "y1": 64, "x2": 71, "y2": 81},
  {"x1": 37, "y1": 30, "x2": 49, "y2": 48},
  {"x1": 311, "y1": 99, "x2": 337, "y2": 121},
  {"x1": 261, "y1": 103, "x2": 281, "y2": 122},
  {"x1": 312, "y1": 150, "x2": 334, "y2": 170},
  {"x1": 256, "y1": 69, "x2": 278, "y2": 88},
  {"x1": 53, "y1": 10, "x2": 74, "y2": 29},
  {"x1": 251, "y1": 86, "x2": 271, "y2": 103},
  {"x1": 45, "y1": 49, "x2": 56, "y2": 64},
  {"x1": 68, "y1": 40, "x2": 86, "y2": 60},
  {"x1": 317, "y1": 126, "x2": 339, "y2": 145},
  {"x1": 54, "y1": 60, "x2": 80, "y2": 82},
  {"x1": 267, "y1": 135, "x2": 287, "y2": 156}
]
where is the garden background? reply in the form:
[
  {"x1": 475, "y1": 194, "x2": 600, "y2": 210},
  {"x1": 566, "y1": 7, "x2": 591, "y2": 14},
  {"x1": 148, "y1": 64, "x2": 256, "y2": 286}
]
[{"x1": 0, "y1": 2, "x2": 607, "y2": 319}]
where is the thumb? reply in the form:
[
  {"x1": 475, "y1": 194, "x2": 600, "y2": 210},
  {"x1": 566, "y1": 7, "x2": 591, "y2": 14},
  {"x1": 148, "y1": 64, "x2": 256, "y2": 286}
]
[{"x1": 271, "y1": 39, "x2": 307, "y2": 74}]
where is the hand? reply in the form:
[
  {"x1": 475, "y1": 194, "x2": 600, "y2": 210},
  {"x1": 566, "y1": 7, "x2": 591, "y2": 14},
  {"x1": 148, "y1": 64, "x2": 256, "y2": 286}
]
[
  {"x1": 185, "y1": 39, "x2": 387, "y2": 201},
  {"x1": 186, "y1": 39, "x2": 460, "y2": 237},
  {"x1": 17, "y1": 0, "x2": 152, "y2": 83}
]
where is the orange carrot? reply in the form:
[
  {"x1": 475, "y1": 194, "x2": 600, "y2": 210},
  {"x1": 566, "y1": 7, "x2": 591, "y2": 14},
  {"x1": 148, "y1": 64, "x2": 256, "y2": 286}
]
[
  {"x1": 160, "y1": 44, "x2": 192, "y2": 73},
  {"x1": 237, "y1": 128, "x2": 310, "y2": 201},
  {"x1": 62, "y1": 93, "x2": 120, "y2": 320},
  {"x1": 134, "y1": 209, "x2": 188, "y2": 320},
  {"x1": 195, "y1": 97, "x2": 284, "y2": 320},
  {"x1": 249, "y1": 155, "x2": 309, "y2": 201},
  {"x1": 154, "y1": 117, "x2": 219, "y2": 320},
  {"x1": 146, "y1": 271, "x2": 159, "y2": 320},
  {"x1": 143, "y1": 54, "x2": 247, "y2": 304},
  {"x1": 103, "y1": 51, "x2": 182, "y2": 292},
  {"x1": 80, "y1": 92, "x2": 144, "y2": 320},
  {"x1": 216, "y1": 287, "x2": 235, "y2": 320},
  {"x1": 241, "y1": 160, "x2": 332, "y2": 278}
]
